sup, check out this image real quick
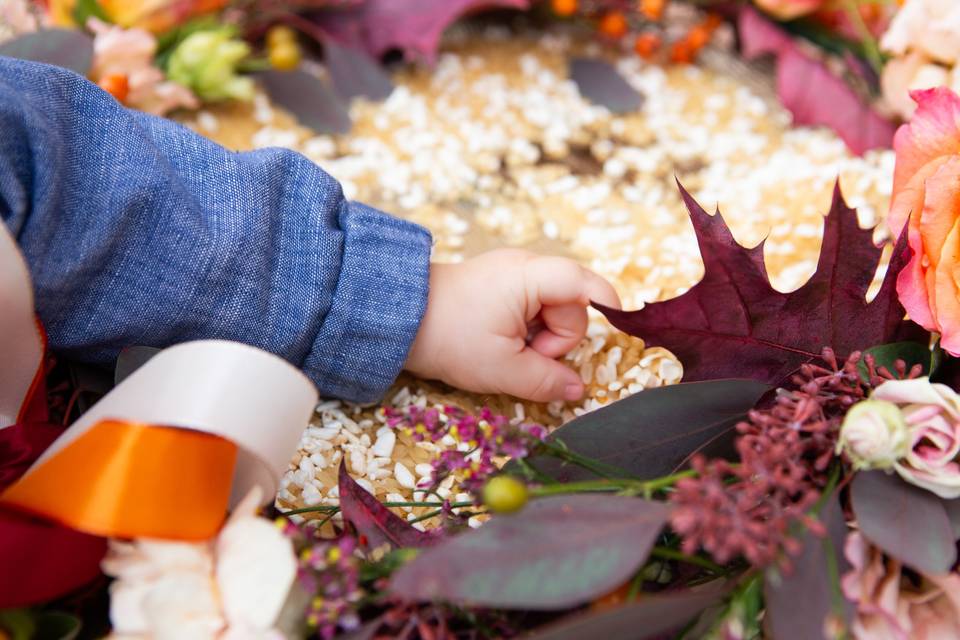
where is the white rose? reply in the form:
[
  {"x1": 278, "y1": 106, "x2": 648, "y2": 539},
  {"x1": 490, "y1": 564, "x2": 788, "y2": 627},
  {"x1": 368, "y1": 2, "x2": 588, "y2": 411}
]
[{"x1": 837, "y1": 399, "x2": 911, "y2": 470}]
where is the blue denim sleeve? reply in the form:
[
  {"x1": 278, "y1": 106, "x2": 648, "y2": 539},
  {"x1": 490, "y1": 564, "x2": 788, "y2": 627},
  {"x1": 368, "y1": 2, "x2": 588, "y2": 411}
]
[{"x1": 0, "y1": 57, "x2": 432, "y2": 403}]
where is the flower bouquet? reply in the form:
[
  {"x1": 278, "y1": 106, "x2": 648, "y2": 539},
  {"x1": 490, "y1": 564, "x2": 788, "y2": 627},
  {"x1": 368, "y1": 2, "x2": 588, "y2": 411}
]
[
  {"x1": 4, "y1": 70, "x2": 960, "y2": 640},
  {"x1": 0, "y1": 0, "x2": 932, "y2": 150}
]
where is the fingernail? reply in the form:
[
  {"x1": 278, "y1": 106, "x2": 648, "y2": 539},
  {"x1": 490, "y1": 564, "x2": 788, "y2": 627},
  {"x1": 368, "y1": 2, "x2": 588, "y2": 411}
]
[{"x1": 564, "y1": 383, "x2": 583, "y2": 401}]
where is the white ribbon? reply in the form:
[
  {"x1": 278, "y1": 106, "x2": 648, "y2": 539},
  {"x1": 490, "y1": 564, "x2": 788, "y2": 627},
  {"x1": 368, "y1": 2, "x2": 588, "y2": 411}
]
[
  {"x1": 0, "y1": 222, "x2": 43, "y2": 428},
  {"x1": 28, "y1": 340, "x2": 318, "y2": 504}
]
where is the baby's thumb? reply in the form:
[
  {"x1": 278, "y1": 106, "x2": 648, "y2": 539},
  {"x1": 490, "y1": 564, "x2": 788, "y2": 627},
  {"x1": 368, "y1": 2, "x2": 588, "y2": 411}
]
[{"x1": 504, "y1": 348, "x2": 584, "y2": 402}]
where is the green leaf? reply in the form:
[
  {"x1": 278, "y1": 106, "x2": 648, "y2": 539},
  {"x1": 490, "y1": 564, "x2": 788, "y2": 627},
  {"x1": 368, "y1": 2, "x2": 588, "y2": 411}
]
[
  {"x1": 851, "y1": 471, "x2": 956, "y2": 574},
  {"x1": 524, "y1": 584, "x2": 728, "y2": 639},
  {"x1": 72, "y1": 0, "x2": 110, "y2": 26},
  {"x1": 519, "y1": 379, "x2": 770, "y2": 483},
  {"x1": 569, "y1": 58, "x2": 643, "y2": 113},
  {"x1": 389, "y1": 494, "x2": 668, "y2": 609},
  {"x1": 0, "y1": 609, "x2": 36, "y2": 640},
  {"x1": 34, "y1": 612, "x2": 81, "y2": 640},
  {"x1": 0, "y1": 29, "x2": 94, "y2": 75},
  {"x1": 257, "y1": 69, "x2": 351, "y2": 134},
  {"x1": 858, "y1": 341, "x2": 932, "y2": 382}
]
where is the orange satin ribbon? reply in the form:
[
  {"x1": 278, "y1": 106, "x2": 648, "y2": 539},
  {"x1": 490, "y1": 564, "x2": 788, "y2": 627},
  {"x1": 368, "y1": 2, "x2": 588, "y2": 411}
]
[{"x1": 2, "y1": 419, "x2": 238, "y2": 540}]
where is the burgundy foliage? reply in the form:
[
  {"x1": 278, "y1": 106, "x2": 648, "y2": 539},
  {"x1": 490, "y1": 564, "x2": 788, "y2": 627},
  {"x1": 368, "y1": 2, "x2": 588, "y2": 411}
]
[
  {"x1": 337, "y1": 463, "x2": 438, "y2": 550},
  {"x1": 598, "y1": 182, "x2": 918, "y2": 387},
  {"x1": 737, "y1": 7, "x2": 896, "y2": 155},
  {"x1": 314, "y1": 0, "x2": 531, "y2": 63},
  {"x1": 670, "y1": 349, "x2": 918, "y2": 569}
]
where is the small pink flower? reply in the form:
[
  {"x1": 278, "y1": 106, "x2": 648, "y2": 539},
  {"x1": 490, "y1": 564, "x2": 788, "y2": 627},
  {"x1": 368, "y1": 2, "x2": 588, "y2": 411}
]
[
  {"x1": 842, "y1": 531, "x2": 960, "y2": 640},
  {"x1": 87, "y1": 18, "x2": 198, "y2": 116},
  {"x1": 871, "y1": 377, "x2": 960, "y2": 498}
]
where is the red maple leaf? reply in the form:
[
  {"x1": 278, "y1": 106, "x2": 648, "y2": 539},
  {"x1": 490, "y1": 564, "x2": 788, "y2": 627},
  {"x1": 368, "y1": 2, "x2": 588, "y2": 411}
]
[{"x1": 598, "y1": 182, "x2": 922, "y2": 385}]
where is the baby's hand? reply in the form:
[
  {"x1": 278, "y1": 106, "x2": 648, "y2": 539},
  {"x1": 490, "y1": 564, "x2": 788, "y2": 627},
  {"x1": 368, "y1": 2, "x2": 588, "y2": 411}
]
[{"x1": 405, "y1": 249, "x2": 621, "y2": 402}]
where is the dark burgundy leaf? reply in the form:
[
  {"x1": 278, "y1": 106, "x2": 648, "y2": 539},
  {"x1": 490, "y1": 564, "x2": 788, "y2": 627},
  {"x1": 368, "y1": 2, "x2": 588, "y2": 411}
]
[
  {"x1": 114, "y1": 346, "x2": 161, "y2": 385},
  {"x1": 257, "y1": 68, "x2": 351, "y2": 134},
  {"x1": 337, "y1": 463, "x2": 436, "y2": 550},
  {"x1": 851, "y1": 470, "x2": 956, "y2": 574},
  {"x1": 738, "y1": 7, "x2": 895, "y2": 155},
  {"x1": 313, "y1": 0, "x2": 531, "y2": 63},
  {"x1": 764, "y1": 497, "x2": 853, "y2": 640},
  {"x1": 0, "y1": 29, "x2": 94, "y2": 75},
  {"x1": 525, "y1": 583, "x2": 728, "y2": 639},
  {"x1": 944, "y1": 499, "x2": 960, "y2": 540},
  {"x1": 523, "y1": 379, "x2": 769, "y2": 482},
  {"x1": 323, "y1": 39, "x2": 393, "y2": 102},
  {"x1": 569, "y1": 58, "x2": 644, "y2": 114},
  {"x1": 598, "y1": 182, "x2": 919, "y2": 386},
  {"x1": 389, "y1": 495, "x2": 668, "y2": 609}
]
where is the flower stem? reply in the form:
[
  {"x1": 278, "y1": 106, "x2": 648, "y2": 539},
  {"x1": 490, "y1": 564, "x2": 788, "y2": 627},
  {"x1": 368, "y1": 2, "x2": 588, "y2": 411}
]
[
  {"x1": 280, "y1": 499, "x2": 474, "y2": 517},
  {"x1": 650, "y1": 545, "x2": 726, "y2": 574},
  {"x1": 539, "y1": 440, "x2": 636, "y2": 480},
  {"x1": 842, "y1": 0, "x2": 885, "y2": 75},
  {"x1": 527, "y1": 470, "x2": 699, "y2": 498}
]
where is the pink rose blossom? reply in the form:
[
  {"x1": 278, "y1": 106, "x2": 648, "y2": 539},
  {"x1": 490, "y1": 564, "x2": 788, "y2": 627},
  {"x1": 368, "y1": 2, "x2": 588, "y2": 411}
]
[
  {"x1": 871, "y1": 377, "x2": 960, "y2": 498},
  {"x1": 842, "y1": 531, "x2": 960, "y2": 640}
]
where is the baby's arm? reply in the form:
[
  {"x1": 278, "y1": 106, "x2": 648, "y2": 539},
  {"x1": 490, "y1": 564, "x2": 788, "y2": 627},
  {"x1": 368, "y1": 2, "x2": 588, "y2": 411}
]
[{"x1": 0, "y1": 57, "x2": 431, "y2": 403}]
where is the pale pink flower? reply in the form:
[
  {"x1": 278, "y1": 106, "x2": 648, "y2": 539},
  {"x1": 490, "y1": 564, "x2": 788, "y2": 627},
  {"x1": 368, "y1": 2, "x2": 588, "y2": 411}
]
[
  {"x1": 871, "y1": 378, "x2": 960, "y2": 499},
  {"x1": 842, "y1": 531, "x2": 960, "y2": 640},
  {"x1": 87, "y1": 18, "x2": 198, "y2": 116}
]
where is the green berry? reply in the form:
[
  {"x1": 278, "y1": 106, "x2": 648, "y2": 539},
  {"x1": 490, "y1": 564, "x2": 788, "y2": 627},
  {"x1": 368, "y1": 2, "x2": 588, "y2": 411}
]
[{"x1": 482, "y1": 476, "x2": 528, "y2": 514}]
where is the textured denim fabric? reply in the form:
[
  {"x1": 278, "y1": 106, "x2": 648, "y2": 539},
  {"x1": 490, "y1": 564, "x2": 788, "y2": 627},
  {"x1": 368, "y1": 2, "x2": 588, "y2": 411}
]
[{"x1": 0, "y1": 57, "x2": 433, "y2": 403}]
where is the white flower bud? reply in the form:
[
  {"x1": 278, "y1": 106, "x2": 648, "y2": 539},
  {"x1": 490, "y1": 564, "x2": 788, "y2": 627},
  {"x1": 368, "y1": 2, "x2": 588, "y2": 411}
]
[{"x1": 838, "y1": 400, "x2": 910, "y2": 470}]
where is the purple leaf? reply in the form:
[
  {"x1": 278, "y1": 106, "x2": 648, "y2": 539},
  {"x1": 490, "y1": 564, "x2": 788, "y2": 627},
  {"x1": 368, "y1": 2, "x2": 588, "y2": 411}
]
[
  {"x1": 525, "y1": 584, "x2": 729, "y2": 639},
  {"x1": 944, "y1": 498, "x2": 960, "y2": 540},
  {"x1": 598, "y1": 182, "x2": 920, "y2": 386},
  {"x1": 257, "y1": 68, "x2": 351, "y2": 134},
  {"x1": 337, "y1": 463, "x2": 436, "y2": 550},
  {"x1": 851, "y1": 470, "x2": 956, "y2": 575},
  {"x1": 764, "y1": 497, "x2": 853, "y2": 640},
  {"x1": 389, "y1": 495, "x2": 669, "y2": 609},
  {"x1": 522, "y1": 379, "x2": 769, "y2": 482},
  {"x1": 569, "y1": 58, "x2": 644, "y2": 114},
  {"x1": 738, "y1": 7, "x2": 895, "y2": 155},
  {"x1": 313, "y1": 0, "x2": 531, "y2": 64},
  {"x1": 114, "y1": 346, "x2": 161, "y2": 385},
  {"x1": 0, "y1": 29, "x2": 93, "y2": 76},
  {"x1": 323, "y1": 39, "x2": 393, "y2": 102}
]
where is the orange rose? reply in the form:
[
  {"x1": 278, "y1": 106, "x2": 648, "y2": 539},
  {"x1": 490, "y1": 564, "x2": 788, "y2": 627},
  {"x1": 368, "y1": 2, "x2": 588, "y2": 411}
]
[{"x1": 889, "y1": 87, "x2": 960, "y2": 355}]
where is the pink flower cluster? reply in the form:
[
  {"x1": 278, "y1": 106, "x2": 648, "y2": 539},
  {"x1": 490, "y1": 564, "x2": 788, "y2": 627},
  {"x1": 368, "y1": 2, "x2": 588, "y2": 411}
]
[
  {"x1": 384, "y1": 405, "x2": 547, "y2": 493},
  {"x1": 279, "y1": 521, "x2": 363, "y2": 639},
  {"x1": 671, "y1": 349, "x2": 913, "y2": 569}
]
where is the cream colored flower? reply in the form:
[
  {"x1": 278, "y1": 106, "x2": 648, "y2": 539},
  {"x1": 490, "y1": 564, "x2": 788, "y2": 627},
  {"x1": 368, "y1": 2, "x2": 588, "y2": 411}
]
[
  {"x1": 881, "y1": 0, "x2": 960, "y2": 65},
  {"x1": 103, "y1": 487, "x2": 298, "y2": 639},
  {"x1": 837, "y1": 399, "x2": 911, "y2": 470}
]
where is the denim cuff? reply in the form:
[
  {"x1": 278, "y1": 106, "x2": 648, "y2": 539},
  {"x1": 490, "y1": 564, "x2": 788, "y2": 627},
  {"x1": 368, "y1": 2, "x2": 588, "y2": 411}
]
[{"x1": 302, "y1": 200, "x2": 432, "y2": 403}]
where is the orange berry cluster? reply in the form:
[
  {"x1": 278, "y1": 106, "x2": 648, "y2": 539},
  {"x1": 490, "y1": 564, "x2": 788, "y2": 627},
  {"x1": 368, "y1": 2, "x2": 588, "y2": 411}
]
[{"x1": 549, "y1": 0, "x2": 723, "y2": 65}]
